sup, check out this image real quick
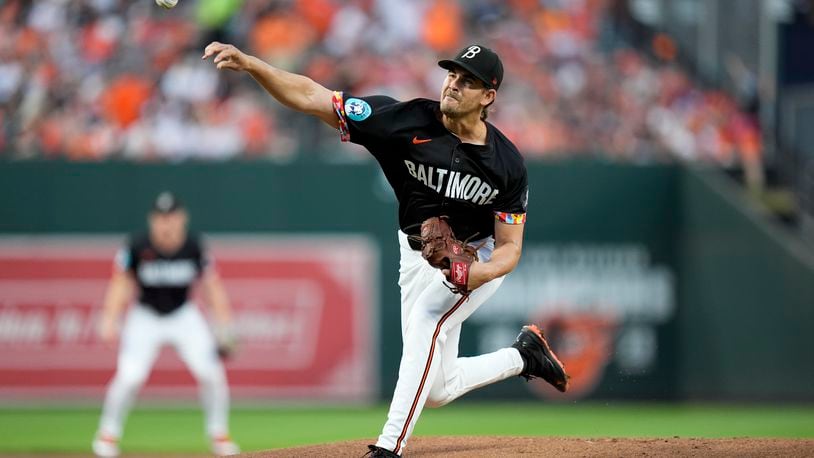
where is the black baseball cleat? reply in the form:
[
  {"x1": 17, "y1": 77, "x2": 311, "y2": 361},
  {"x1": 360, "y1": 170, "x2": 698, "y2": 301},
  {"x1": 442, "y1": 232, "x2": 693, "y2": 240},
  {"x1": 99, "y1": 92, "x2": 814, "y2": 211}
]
[
  {"x1": 511, "y1": 324, "x2": 570, "y2": 392},
  {"x1": 364, "y1": 445, "x2": 399, "y2": 457}
]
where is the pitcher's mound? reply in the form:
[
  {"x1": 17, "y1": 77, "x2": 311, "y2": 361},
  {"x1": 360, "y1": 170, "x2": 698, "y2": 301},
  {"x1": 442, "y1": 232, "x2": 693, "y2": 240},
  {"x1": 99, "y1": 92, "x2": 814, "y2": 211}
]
[{"x1": 244, "y1": 436, "x2": 814, "y2": 457}]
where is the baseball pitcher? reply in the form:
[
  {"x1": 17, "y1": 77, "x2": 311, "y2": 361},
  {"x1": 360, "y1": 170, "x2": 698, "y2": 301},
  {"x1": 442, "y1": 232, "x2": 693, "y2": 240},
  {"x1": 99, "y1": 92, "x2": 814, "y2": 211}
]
[{"x1": 203, "y1": 42, "x2": 569, "y2": 457}]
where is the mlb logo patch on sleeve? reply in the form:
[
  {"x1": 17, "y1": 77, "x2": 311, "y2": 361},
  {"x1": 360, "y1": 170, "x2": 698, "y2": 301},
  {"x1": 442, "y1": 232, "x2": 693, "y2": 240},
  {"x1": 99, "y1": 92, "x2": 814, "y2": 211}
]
[{"x1": 345, "y1": 98, "x2": 372, "y2": 121}]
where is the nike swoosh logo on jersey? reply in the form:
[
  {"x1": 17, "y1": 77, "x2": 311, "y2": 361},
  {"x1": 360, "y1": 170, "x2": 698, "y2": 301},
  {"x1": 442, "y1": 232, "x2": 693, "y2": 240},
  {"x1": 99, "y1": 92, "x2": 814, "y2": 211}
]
[{"x1": 412, "y1": 136, "x2": 432, "y2": 144}]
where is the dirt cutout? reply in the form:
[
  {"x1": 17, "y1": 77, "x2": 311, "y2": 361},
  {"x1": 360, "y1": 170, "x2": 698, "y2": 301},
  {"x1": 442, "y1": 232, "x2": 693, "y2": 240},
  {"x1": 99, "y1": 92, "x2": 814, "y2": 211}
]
[{"x1": 245, "y1": 436, "x2": 814, "y2": 457}]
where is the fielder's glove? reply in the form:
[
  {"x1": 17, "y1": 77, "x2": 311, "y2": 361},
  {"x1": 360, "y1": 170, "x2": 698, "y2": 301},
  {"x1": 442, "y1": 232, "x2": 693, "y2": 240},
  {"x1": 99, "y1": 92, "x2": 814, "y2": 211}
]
[
  {"x1": 214, "y1": 325, "x2": 237, "y2": 360},
  {"x1": 410, "y1": 216, "x2": 480, "y2": 295}
]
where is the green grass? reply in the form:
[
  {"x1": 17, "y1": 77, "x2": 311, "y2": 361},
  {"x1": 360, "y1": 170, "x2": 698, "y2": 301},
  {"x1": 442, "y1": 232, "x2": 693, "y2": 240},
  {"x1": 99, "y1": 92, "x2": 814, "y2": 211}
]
[{"x1": 0, "y1": 403, "x2": 812, "y2": 454}]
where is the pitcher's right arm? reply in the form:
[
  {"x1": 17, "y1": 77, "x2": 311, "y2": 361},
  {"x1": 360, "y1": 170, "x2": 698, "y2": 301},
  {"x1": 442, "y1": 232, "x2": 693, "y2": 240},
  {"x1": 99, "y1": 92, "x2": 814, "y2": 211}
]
[{"x1": 202, "y1": 41, "x2": 338, "y2": 128}]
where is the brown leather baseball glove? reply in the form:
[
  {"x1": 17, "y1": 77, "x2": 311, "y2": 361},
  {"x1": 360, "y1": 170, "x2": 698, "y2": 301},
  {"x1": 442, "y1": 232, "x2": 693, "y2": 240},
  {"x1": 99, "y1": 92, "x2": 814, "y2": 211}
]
[{"x1": 411, "y1": 216, "x2": 479, "y2": 295}]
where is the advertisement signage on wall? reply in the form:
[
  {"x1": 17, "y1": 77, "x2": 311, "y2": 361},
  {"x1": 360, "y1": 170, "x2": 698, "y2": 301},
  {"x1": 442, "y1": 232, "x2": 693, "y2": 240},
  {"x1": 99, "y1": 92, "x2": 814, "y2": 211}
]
[
  {"x1": 473, "y1": 243, "x2": 676, "y2": 400},
  {"x1": 0, "y1": 236, "x2": 377, "y2": 402}
]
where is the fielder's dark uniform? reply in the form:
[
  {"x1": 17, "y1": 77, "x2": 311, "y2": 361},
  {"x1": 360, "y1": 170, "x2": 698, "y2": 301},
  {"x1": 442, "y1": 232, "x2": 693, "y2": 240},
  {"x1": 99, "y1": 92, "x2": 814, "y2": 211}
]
[
  {"x1": 332, "y1": 91, "x2": 528, "y2": 455},
  {"x1": 118, "y1": 233, "x2": 208, "y2": 315},
  {"x1": 98, "y1": 233, "x2": 231, "y2": 443}
]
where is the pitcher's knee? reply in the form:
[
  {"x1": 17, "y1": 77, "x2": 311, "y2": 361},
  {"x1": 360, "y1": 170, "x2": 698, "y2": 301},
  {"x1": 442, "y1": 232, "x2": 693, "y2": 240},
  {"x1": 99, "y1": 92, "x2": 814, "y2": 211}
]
[{"x1": 425, "y1": 388, "x2": 453, "y2": 408}]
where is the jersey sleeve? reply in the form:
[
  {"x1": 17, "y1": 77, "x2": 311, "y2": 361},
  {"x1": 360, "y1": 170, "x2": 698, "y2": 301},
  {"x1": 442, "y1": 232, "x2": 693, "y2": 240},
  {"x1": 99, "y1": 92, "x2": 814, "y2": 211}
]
[
  {"x1": 114, "y1": 238, "x2": 136, "y2": 273},
  {"x1": 493, "y1": 167, "x2": 529, "y2": 225},
  {"x1": 201, "y1": 246, "x2": 214, "y2": 273},
  {"x1": 332, "y1": 91, "x2": 402, "y2": 147},
  {"x1": 191, "y1": 235, "x2": 211, "y2": 275}
]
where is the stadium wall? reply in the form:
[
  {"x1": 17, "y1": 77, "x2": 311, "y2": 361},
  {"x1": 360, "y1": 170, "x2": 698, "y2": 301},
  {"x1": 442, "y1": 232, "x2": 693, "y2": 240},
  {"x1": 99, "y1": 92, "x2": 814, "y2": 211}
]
[
  {"x1": 676, "y1": 167, "x2": 814, "y2": 400},
  {"x1": 0, "y1": 160, "x2": 811, "y2": 402}
]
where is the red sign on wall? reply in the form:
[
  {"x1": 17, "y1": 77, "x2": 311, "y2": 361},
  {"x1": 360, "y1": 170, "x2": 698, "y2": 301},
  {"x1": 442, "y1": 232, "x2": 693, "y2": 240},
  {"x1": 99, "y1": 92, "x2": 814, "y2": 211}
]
[{"x1": 0, "y1": 236, "x2": 377, "y2": 402}]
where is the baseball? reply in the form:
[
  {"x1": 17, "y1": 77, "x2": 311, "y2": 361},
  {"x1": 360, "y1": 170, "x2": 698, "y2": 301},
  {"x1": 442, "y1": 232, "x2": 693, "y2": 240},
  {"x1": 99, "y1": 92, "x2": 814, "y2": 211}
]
[{"x1": 155, "y1": 0, "x2": 178, "y2": 9}]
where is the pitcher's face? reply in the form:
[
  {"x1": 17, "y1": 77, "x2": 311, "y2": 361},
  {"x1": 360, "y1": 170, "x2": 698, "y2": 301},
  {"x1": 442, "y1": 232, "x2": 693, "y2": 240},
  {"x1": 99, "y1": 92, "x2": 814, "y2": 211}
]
[{"x1": 439, "y1": 67, "x2": 495, "y2": 119}]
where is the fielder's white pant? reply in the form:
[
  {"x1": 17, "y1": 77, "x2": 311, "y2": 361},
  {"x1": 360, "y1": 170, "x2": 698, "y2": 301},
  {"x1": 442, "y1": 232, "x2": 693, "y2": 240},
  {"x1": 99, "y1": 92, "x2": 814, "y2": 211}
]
[
  {"x1": 97, "y1": 303, "x2": 230, "y2": 439},
  {"x1": 376, "y1": 231, "x2": 525, "y2": 455}
]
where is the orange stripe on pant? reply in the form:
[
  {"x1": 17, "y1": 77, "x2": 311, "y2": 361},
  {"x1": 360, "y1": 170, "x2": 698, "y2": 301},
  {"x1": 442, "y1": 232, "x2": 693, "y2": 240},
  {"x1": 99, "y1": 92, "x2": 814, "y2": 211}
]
[{"x1": 393, "y1": 294, "x2": 468, "y2": 455}]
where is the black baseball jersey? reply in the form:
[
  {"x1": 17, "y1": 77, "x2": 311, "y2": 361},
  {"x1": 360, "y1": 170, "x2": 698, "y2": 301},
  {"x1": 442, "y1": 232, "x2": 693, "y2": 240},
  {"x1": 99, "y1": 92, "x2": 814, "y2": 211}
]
[
  {"x1": 115, "y1": 233, "x2": 209, "y2": 315},
  {"x1": 333, "y1": 92, "x2": 528, "y2": 240}
]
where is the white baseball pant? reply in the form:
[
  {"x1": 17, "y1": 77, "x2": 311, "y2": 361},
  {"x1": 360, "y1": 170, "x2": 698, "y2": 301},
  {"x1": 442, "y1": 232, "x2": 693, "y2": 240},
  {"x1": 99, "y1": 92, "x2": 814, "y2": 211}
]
[
  {"x1": 376, "y1": 231, "x2": 525, "y2": 454},
  {"x1": 97, "y1": 303, "x2": 230, "y2": 439}
]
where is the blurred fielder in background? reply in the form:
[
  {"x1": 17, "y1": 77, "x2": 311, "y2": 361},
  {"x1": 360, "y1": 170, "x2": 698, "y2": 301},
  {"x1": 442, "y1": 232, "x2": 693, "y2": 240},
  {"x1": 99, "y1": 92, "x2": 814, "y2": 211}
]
[
  {"x1": 202, "y1": 40, "x2": 569, "y2": 457},
  {"x1": 92, "y1": 191, "x2": 239, "y2": 457}
]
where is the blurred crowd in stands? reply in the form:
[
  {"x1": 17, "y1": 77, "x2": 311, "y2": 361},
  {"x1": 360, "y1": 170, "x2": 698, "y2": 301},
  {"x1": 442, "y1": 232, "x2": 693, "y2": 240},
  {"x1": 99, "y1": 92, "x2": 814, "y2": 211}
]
[{"x1": 0, "y1": 0, "x2": 761, "y2": 165}]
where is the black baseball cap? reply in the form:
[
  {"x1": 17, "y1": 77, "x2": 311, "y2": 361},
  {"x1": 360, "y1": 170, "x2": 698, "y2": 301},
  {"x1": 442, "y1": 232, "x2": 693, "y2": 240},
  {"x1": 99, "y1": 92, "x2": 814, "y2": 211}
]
[
  {"x1": 438, "y1": 44, "x2": 504, "y2": 90},
  {"x1": 152, "y1": 191, "x2": 183, "y2": 213}
]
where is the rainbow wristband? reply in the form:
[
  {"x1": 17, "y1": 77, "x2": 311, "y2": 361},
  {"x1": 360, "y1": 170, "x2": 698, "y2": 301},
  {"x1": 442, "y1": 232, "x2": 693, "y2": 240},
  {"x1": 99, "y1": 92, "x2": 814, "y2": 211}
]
[
  {"x1": 494, "y1": 212, "x2": 527, "y2": 224},
  {"x1": 332, "y1": 91, "x2": 350, "y2": 142}
]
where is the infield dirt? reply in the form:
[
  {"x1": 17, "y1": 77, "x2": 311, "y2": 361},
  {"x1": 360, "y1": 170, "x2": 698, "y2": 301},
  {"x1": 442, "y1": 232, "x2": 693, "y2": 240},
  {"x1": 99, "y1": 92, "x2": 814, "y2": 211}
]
[{"x1": 245, "y1": 436, "x2": 814, "y2": 457}]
